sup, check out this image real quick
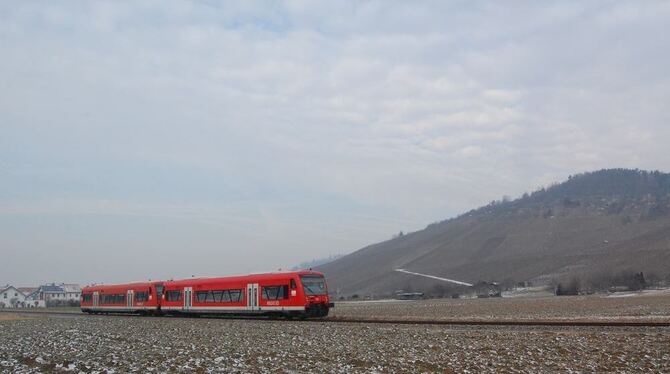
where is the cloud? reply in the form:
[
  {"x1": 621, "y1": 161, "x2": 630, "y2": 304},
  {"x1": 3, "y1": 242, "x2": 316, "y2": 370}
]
[{"x1": 1, "y1": 1, "x2": 669, "y2": 284}]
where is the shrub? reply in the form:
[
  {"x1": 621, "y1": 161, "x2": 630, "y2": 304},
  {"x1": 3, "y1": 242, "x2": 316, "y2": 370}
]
[{"x1": 556, "y1": 277, "x2": 580, "y2": 296}]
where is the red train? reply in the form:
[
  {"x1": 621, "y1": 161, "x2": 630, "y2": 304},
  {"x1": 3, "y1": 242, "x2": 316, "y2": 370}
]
[{"x1": 81, "y1": 271, "x2": 333, "y2": 318}]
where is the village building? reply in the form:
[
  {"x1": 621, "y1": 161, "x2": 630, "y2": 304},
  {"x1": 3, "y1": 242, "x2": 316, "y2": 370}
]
[
  {"x1": 17, "y1": 287, "x2": 38, "y2": 298},
  {"x1": 37, "y1": 283, "x2": 82, "y2": 303},
  {"x1": 0, "y1": 285, "x2": 27, "y2": 308},
  {"x1": 17, "y1": 287, "x2": 45, "y2": 308},
  {"x1": 61, "y1": 284, "x2": 82, "y2": 301},
  {"x1": 0, "y1": 283, "x2": 82, "y2": 308}
]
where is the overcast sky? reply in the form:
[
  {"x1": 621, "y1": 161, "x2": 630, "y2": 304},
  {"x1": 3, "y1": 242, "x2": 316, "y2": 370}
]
[{"x1": 1, "y1": 1, "x2": 669, "y2": 286}]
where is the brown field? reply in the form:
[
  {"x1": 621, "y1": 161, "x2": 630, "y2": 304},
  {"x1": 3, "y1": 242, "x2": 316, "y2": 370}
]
[
  {"x1": 0, "y1": 314, "x2": 25, "y2": 321},
  {"x1": 1, "y1": 293, "x2": 669, "y2": 372},
  {"x1": 330, "y1": 291, "x2": 670, "y2": 322}
]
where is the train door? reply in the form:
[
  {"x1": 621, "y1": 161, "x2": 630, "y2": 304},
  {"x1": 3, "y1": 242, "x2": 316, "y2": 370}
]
[
  {"x1": 246, "y1": 283, "x2": 259, "y2": 311},
  {"x1": 93, "y1": 292, "x2": 99, "y2": 308},
  {"x1": 183, "y1": 287, "x2": 193, "y2": 311},
  {"x1": 154, "y1": 284, "x2": 164, "y2": 307},
  {"x1": 126, "y1": 290, "x2": 134, "y2": 310}
]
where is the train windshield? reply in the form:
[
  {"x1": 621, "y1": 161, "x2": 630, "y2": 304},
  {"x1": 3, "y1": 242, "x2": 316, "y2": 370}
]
[{"x1": 300, "y1": 275, "x2": 327, "y2": 296}]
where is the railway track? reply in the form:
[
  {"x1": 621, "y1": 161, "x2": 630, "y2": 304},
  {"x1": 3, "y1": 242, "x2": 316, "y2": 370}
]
[
  {"x1": 324, "y1": 317, "x2": 670, "y2": 327},
  {"x1": 2, "y1": 309, "x2": 669, "y2": 327}
]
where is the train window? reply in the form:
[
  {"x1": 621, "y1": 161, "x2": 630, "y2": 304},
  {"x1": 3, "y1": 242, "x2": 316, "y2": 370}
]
[
  {"x1": 262, "y1": 286, "x2": 276, "y2": 300},
  {"x1": 262, "y1": 285, "x2": 288, "y2": 300},
  {"x1": 211, "y1": 290, "x2": 223, "y2": 302},
  {"x1": 195, "y1": 291, "x2": 207, "y2": 303},
  {"x1": 135, "y1": 292, "x2": 149, "y2": 302},
  {"x1": 100, "y1": 294, "x2": 125, "y2": 304},
  {"x1": 229, "y1": 290, "x2": 242, "y2": 302},
  {"x1": 301, "y1": 275, "x2": 327, "y2": 296},
  {"x1": 290, "y1": 279, "x2": 296, "y2": 289},
  {"x1": 82, "y1": 294, "x2": 92, "y2": 302},
  {"x1": 165, "y1": 290, "x2": 182, "y2": 302},
  {"x1": 194, "y1": 290, "x2": 243, "y2": 303}
]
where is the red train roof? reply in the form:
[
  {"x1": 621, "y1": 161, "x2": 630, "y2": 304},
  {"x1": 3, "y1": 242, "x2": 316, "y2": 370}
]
[
  {"x1": 82, "y1": 281, "x2": 159, "y2": 292},
  {"x1": 82, "y1": 270, "x2": 325, "y2": 292},
  {"x1": 165, "y1": 270, "x2": 324, "y2": 286}
]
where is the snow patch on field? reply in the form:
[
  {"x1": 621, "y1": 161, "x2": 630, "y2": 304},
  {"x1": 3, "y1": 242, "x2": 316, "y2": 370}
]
[
  {"x1": 502, "y1": 287, "x2": 555, "y2": 298},
  {"x1": 607, "y1": 288, "x2": 670, "y2": 298},
  {"x1": 336, "y1": 299, "x2": 414, "y2": 305}
]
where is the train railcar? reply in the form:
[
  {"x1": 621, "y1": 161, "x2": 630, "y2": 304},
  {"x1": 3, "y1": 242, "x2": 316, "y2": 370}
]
[
  {"x1": 162, "y1": 270, "x2": 333, "y2": 318},
  {"x1": 81, "y1": 271, "x2": 333, "y2": 318},
  {"x1": 81, "y1": 281, "x2": 164, "y2": 315}
]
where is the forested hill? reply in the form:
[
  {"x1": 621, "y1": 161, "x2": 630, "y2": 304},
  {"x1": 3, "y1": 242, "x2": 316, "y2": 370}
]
[{"x1": 317, "y1": 169, "x2": 670, "y2": 297}]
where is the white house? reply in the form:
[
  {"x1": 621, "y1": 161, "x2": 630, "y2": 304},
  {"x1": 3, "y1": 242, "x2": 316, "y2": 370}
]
[
  {"x1": 18, "y1": 287, "x2": 38, "y2": 298},
  {"x1": 35, "y1": 283, "x2": 82, "y2": 305},
  {"x1": 0, "y1": 283, "x2": 82, "y2": 308},
  {"x1": 60, "y1": 284, "x2": 82, "y2": 301},
  {"x1": 18, "y1": 287, "x2": 45, "y2": 308},
  {"x1": 0, "y1": 285, "x2": 27, "y2": 308}
]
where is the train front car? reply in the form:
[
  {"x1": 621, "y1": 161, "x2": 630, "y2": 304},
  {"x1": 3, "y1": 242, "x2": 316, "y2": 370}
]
[
  {"x1": 297, "y1": 271, "x2": 333, "y2": 318},
  {"x1": 160, "y1": 271, "x2": 333, "y2": 319},
  {"x1": 253, "y1": 270, "x2": 333, "y2": 318}
]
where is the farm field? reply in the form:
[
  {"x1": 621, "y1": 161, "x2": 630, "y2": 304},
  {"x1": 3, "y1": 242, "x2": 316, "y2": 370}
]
[
  {"x1": 330, "y1": 291, "x2": 670, "y2": 322},
  {"x1": 0, "y1": 314, "x2": 669, "y2": 373},
  {"x1": 1, "y1": 292, "x2": 669, "y2": 373}
]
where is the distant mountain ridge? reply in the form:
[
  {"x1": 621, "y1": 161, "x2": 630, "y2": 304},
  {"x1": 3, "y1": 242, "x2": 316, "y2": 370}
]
[{"x1": 317, "y1": 169, "x2": 670, "y2": 297}]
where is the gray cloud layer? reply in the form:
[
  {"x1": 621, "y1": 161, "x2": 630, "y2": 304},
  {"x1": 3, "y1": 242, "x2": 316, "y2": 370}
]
[{"x1": 1, "y1": 1, "x2": 668, "y2": 285}]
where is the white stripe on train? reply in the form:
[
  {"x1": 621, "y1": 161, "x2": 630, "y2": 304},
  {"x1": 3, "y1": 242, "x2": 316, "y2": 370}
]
[{"x1": 86, "y1": 306, "x2": 306, "y2": 312}]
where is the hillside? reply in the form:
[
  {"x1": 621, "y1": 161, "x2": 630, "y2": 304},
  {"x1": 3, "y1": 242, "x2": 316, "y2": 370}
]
[
  {"x1": 316, "y1": 169, "x2": 670, "y2": 297},
  {"x1": 290, "y1": 254, "x2": 344, "y2": 271}
]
